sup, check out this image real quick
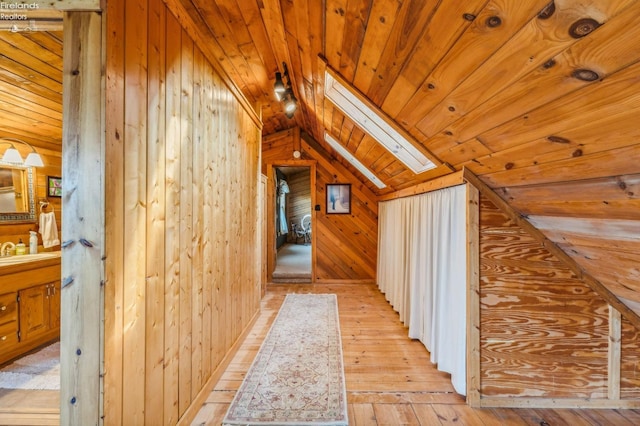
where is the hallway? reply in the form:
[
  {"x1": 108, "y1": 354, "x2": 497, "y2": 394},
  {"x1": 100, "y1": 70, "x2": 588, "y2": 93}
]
[
  {"x1": 272, "y1": 243, "x2": 311, "y2": 283},
  {"x1": 192, "y1": 283, "x2": 640, "y2": 425}
]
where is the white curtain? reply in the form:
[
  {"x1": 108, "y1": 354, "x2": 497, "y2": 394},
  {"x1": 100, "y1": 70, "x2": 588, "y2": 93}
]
[{"x1": 377, "y1": 185, "x2": 467, "y2": 395}]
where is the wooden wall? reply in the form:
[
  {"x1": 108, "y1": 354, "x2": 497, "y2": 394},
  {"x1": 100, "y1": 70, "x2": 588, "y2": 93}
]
[
  {"x1": 479, "y1": 194, "x2": 640, "y2": 403},
  {"x1": 103, "y1": 0, "x2": 262, "y2": 424},
  {"x1": 262, "y1": 129, "x2": 377, "y2": 282},
  {"x1": 285, "y1": 168, "x2": 310, "y2": 242}
]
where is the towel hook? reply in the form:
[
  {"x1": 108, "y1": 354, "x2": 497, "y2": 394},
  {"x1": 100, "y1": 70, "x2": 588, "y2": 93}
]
[{"x1": 39, "y1": 200, "x2": 49, "y2": 212}]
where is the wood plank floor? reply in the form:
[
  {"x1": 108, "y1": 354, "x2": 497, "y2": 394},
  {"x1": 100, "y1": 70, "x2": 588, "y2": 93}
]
[{"x1": 192, "y1": 283, "x2": 640, "y2": 426}]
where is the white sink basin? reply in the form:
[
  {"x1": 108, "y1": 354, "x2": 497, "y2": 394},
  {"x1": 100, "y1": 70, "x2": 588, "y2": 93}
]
[{"x1": 0, "y1": 252, "x2": 61, "y2": 266}]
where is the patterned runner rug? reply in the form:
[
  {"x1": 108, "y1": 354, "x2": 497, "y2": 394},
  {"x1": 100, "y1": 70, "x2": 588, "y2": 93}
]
[{"x1": 223, "y1": 293, "x2": 348, "y2": 425}]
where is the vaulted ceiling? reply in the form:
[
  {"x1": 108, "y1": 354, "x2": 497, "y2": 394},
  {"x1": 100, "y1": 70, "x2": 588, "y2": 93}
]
[
  {"x1": 169, "y1": 0, "x2": 639, "y2": 317},
  {"x1": 0, "y1": 1, "x2": 639, "y2": 317}
]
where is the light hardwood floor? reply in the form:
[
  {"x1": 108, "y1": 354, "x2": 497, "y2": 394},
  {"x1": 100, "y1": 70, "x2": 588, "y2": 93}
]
[{"x1": 192, "y1": 283, "x2": 640, "y2": 426}]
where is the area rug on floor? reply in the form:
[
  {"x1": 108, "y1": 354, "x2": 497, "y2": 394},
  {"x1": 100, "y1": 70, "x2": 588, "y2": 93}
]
[
  {"x1": 223, "y1": 293, "x2": 348, "y2": 425},
  {"x1": 0, "y1": 341, "x2": 60, "y2": 390}
]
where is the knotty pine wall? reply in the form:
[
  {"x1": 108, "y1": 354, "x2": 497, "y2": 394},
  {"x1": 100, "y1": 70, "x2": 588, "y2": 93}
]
[
  {"x1": 103, "y1": 0, "x2": 261, "y2": 424},
  {"x1": 262, "y1": 129, "x2": 377, "y2": 282},
  {"x1": 285, "y1": 168, "x2": 310, "y2": 242},
  {"x1": 479, "y1": 195, "x2": 640, "y2": 401}
]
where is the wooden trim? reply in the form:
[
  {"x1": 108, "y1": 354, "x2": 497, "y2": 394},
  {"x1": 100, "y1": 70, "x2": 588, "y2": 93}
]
[
  {"x1": 61, "y1": 10, "x2": 105, "y2": 426},
  {"x1": 377, "y1": 171, "x2": 465, "y2": 202},
  {"x1": 49, "y1": 1, "x2": 101, "y2": 10},
  {"x1": 260, "y1": 174, "x2": 268, "y2": 297},
  {"x1": 608, "y1": 306, "x2": 622, "y2": 400},
  {"x1": 313, "y1": 279, "x2": 376, "y2": 285},
  {"x1": 266, "y1": 159, "x2": 317, "y2": 283},
  {"x1": 462, "y1": 167, "x2": 640, "y2": 331},
  {"x1": 479, "y1": 397, "x2": 640, "y2": 409},
  {"x1": 161, "y1": 0, "x2": 262, "y2": 129},
  {"x1": 175, "y1": 309, "x2": 261, "y2": 426},
  {"x1": 466, "y1": 183, "x2": 480, "y2": 407}
]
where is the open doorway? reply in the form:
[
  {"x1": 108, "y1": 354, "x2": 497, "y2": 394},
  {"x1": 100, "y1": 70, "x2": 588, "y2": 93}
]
[
  {"x1": 273, "y1": 166, "x2": 312, "y2": 283},
  {"x1": 0, "y1": 17, "x2": 64, "y2": 422}
]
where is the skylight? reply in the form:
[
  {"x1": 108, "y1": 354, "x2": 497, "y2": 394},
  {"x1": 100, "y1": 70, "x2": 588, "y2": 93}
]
[
  {"x1": 324, "y1": 132, "x2": 387, "y2": 189},
  {"x1": 324, "y1": 70, "x2": 436, "y2": 174}
]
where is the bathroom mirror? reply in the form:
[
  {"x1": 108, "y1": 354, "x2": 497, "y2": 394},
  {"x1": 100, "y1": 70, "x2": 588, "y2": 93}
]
[{"x1": 0, "y1": 164, "x2": 36, "y2": 223}]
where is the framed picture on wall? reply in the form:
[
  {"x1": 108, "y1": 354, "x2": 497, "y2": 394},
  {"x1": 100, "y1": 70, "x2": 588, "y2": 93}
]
[
  {"x1": 47, "y1": 176, "x2": 62, "y2": 197},
  {"x1": 326, "y1": 183, "x2": 351, "y2": 214}
]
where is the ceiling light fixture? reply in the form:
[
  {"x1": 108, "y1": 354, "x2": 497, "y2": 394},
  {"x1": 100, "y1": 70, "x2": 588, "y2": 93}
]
[
  {"x1": 324, "y1": 132, "x2": 386, "y2": 189},
  {"x1": 0, "y1": 138, "x2": 45, "y2": 167},
  {"x1": 274, "y1": 62, "x2": 297, "y2": 118},
  {"x1": 324, "y1": 68, "x2": 437, "y2": 174}
]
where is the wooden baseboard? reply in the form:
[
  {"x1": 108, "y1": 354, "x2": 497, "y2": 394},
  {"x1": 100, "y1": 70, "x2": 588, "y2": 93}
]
[
  {"x1": 176, "y1": 308, "x2": 261, "y2": 426},
  {"x1": 479, "y1": 397, "x2": 640, "y2": 409},
  {"x1": 312, "y1": 279, "x2": 376, "y2": 285}
]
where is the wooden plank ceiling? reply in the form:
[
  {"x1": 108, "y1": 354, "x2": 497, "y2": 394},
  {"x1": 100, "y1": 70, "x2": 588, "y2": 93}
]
[{"x1": 1, "y1": 1, "x2": 639, "y2": 315}]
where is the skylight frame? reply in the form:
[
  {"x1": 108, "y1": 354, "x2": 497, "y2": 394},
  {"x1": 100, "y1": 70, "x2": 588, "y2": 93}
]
[
  {"x1": 324, "y1": 132, "x2": 387, "y2": 189},
  {"x1": 324, "y1": 69, "x2": 437, "y2": 174}
]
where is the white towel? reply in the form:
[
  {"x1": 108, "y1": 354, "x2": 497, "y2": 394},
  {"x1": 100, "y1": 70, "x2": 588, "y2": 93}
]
[{"x1": 39, "y1": 212, "x2": 60, "y2": 248}]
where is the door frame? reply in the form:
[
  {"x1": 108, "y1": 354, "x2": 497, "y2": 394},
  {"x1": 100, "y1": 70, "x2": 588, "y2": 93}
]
[{"x1": 266, "y1": 160, "x2": 316, "y2": 283}]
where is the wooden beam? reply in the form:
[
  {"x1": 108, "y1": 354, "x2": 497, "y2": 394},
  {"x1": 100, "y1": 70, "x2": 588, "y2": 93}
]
[
  {"x1": 377, "y1": 171, "x2": 464, "y2": 202},
  {"x1": 462, "y1": 168, "x2": 640, "y2": 332},
  {"x1": 466, "y1": 183, "x2": 480, "y2": 407},
  {"x1": 60, "y1": 10, "x2": 104, "y2": 426},
  {"x1": 45, "y1": 0, "x2": 101, "y2": 10},
  {"x1": 608, "y1": 306, "x2": 622, "y2": 400}
]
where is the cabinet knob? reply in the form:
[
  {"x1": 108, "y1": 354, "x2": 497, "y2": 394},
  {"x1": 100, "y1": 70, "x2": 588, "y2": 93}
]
[
  {"x1": 0, "y1": 305, "x2": 6, "y2": 311},
  {"x1": 0, "y1": 336, "x2": 6, "y2": 341}
]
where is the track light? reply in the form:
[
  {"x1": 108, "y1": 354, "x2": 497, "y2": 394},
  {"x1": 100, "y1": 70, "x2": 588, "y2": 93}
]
[
  {"x1": 274, "y1": 72, "x2": 286, "y2": 100},
  {"x1": 274, "y1": 63, "x2": 297, "y2": 118},
  {"x1": 284, "y1": 90, "x2": 297, "y2": 114}
]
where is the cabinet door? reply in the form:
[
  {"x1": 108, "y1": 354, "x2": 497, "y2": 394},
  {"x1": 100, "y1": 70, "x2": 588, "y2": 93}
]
[
  {"x1": 49, "y1": 282, "x2": 61, "y2": 330},
  {"x1": 18, "y1": 284, "x2": 50, "y2": 342}
]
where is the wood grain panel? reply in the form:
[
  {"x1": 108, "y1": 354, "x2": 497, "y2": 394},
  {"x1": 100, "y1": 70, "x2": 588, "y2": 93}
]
[
  {"x1": 103, "y1": 1, "x2": 261, "y2": 424},
  {"x1": 621, "y1": 316, "x2": 640, "y2": 399},
  {"x1": 479, "y1": 195, "x2": 610, "y2": 399}
]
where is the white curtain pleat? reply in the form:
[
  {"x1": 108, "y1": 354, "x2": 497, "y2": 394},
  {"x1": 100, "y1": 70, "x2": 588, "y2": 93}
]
[{"x1": 377, "y1": 185, "x2": 467, "y2": 395}]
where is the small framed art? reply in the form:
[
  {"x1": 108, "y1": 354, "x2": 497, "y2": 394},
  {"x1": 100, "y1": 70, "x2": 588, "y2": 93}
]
[
  {"x1": 47, "y1": 176, "x2": 62, "y2": 197},
  {"x1": 326, "y1": 183, "x2": 351, "y2": 214}
]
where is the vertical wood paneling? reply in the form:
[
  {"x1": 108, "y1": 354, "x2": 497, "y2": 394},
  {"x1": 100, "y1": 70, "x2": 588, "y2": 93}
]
[
  {"x1": 190, "y1": 46, "x2": 204, "y2": 398},
  {"x1": 285, "y1": 168, "x2": 310, "y2": 240},
  {"x1": 104, "y1": 1, "x2": 262, "y2": 424},
  {"x1": 164, "y1": 10, "x2": 182, "y2": 424},
  {"x1": 145, "y1": 0, "x2": 166, "y2": 423},
  {"x1": 178, "y1": 29, "x2": 194, "y2": 416},
  {"x1": 122, "y1": 0, "x2": 148, "y2": 422},
  {"x1": 104, "y1": 0, "x2": 125, "y2": 422}
]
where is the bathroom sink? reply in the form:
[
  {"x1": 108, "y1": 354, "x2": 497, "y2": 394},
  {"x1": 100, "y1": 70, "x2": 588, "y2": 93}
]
[{"x1": 0, "y1": 252, "x2": 61, "y2": 266}]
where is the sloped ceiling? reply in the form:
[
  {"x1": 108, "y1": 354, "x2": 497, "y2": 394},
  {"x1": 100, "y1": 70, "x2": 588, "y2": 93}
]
[
  {"x1": 0, "y1": 1, "x2": 638, "y2": 317},
  {"x1": 166, "y1": 0, "x2": 639, "y2": 317}
]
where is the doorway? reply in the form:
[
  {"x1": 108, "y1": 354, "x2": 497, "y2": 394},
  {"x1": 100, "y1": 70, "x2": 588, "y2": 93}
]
[{"x1": 273, "y1": 166, "x2": 312, "y2": 283}]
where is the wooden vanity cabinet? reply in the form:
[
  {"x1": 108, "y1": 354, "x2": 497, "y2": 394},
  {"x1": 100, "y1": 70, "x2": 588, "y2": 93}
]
[
  {"x1": 0, "y1": 291, "x2": 19, "y2": 352},
  {"x1": 0, "y1": 255, "x2": 61, "y2": 365},
  {"x1": 18, "y1": 281, "x2": 60, "y2": 342}
]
